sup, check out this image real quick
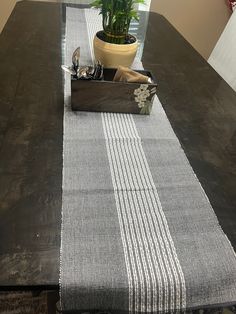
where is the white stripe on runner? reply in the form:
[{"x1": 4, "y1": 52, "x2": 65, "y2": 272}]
[
  {"x1": 129, "y1": 114, "x2": 186, "y2": 310},
  {"x1": 102, "y1": 112, "x2": 186, "y2": 312},
  {"x1": 125, "y1": 113, "x2": 186, "y2": 308}
]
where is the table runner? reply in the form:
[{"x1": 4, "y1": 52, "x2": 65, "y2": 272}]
[{"x1": 60, "y1": 7, "x2": 236, "y2": 313}]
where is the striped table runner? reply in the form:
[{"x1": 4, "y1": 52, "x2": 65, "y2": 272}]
[{"x1": 60, "y1": 7, "x2": 236, "y2": 314}]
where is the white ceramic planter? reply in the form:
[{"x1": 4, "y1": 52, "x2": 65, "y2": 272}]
[{"x1": 93, "y1": 33, "x2": 138, "y2": 68}]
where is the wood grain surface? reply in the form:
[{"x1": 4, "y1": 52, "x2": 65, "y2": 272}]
[
  {"x1": 0, "y1": 290, "x2": 58, "y2": 314},
  {"x1": 0, "y1": 1, "x2": 63, "y2": 287},
  {"x1": 0, "y1": 1, "x2": 236, "y2": 290}
]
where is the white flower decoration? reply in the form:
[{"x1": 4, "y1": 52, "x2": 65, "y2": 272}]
[
  {"x1": 134, "y1": 88, "x2": 141, "y2": 96},
  {"x1": 140, "y1": 84, "x2": 148, "y2": 91},
  {"x1": 142, "y1": 90, "x2": 150, "y2": 98},
  {"x1": 134, "y1": 84, "x2": 151, "y2": 108}
]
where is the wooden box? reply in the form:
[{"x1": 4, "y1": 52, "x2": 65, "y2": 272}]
[{"x1": 71, "y1": 68, "x2": 157, "y2": 115}]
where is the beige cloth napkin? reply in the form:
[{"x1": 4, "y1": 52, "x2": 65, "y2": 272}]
[{"x1": 113, "y1": 66, "x2": 151, "y2": 83}]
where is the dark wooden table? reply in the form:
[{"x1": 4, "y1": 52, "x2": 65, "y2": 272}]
[{"x1": 0, "y1": 0, "x2": 235, "y2": 306}]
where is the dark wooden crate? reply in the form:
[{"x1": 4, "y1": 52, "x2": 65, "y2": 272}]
[{"x1": 71, "y1": 68, "x2": 157, "y2": 115}]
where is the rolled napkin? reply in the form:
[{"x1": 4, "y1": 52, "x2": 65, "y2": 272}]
[{"x1": 113, "y1": 65, "x2": 152, "y2": 83}]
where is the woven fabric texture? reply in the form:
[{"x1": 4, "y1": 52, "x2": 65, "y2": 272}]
[{"x1": 60, "y1": 7, "x2": 236, "y2": 314}]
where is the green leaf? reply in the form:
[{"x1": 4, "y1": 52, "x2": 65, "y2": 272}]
[{"x1": 92, "y1": 0, "x2": 142, "y2": 43}]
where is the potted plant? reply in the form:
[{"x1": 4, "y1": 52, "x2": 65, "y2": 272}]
[{"x1": 91, "y1": 0, "x2": 145, "y2": 68}]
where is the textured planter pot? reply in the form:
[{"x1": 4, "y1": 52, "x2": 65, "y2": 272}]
[{"x1": 93, "y1": 32, "x2": 138, "y2": 68}]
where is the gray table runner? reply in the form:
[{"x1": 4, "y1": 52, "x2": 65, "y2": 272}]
[{"x1": 60, "y1": 7, "x2": 236, "y2": 313}]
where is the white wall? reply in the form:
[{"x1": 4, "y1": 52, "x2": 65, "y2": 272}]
[
  {"x1": 208, "y1": 10, "x2": 236, "y2": 91},
  {"x1": 0, "y1": 0, "x2": 18, "y2": 33},
  {"x1": 150, "y1": 0, "x2": 231, "y2": 59}
]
